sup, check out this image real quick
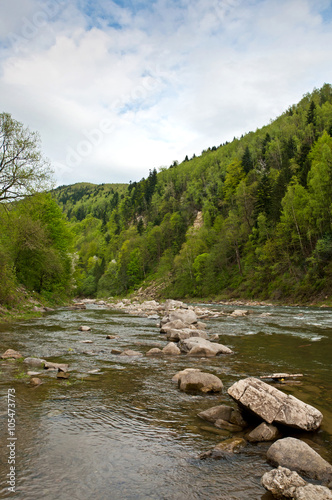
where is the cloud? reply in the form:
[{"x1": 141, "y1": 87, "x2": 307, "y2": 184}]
[{"x1": 0, "y1": 0, "x2": 331, "y2": 186}]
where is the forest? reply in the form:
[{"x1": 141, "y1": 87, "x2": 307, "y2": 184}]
[{"x1": 1, "y1": 84, "x2": 332, "y2": 313}]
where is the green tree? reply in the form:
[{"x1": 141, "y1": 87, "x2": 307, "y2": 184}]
[{"x1": 0, "y1": 113, "x2": 53, "y2": 202}]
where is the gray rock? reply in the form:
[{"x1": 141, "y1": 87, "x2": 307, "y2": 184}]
[
  {"x1": 179, "y1": 337, "x2": 233, "y2": 355},
  {"x1": 247, "y1": 422, "x2": 281, "y2": 442},
  {"x1": 261, "y1": 466, "x2": 332, "y2": 499},
  {"x1": 198, "y1": 405, "x2": 247, "y2": 429},
  {"x1": 231, "y1": 309, "x2": 248, "y2": 317},
  {"x1": 294, "y1": 484, "x2": 332, "y2": 499},
  {"x1": 24, "y1": 357, "x2": 46, "y2": 368},
  {"x1": 178, "y1": 371, "x2": 223, "y2": 393},
  {"x1": 30, "y1": 377, "x2": 42, "y2": 386},
  {"x1": 160, "y1": 320, "x2": 187, "y2": 332},
  {"x1": 267, "y1": 437, "x2": 332, "y2": 481},
  {"x1": 166, "y1": 328, "x2": 208, "y2": 342},
  {"x1": 261, "y1": 466, "x2": 306, "y2": 499},
  {"x1": 228, "y1": 377, "x2": 323, "y2": 431},
  {"x1": 169, "y1": 309, "x2": 197, "y2": 324},
  {"x1": 119, "y1": 350, "x2": 143, "y2": 357},
  {"x1": 44, "y1": 361, "x2": 69, "y2": 372},
  {"x1": 146, "y1": 348, "x2": 163, "y2": 356},
  {"x1": 79, "y1": 325, "x2": 91, "y2": 331},
  {"x1": 162, "y1": 343, "x2": 181, "y2": 355},
  {"x1": 172, "y1": 368, "x2": 201, "y2": 383},
  {"x1": 200, "y1": 438, "x2": 246, "y2": 459},
  {"x1": 1, "y1": 349, "x2": 23, "y2": 359}
]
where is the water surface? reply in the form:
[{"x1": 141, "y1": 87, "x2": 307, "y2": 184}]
[{"x1": 0, "y1": 304, "x2": 331, "y2": 499}]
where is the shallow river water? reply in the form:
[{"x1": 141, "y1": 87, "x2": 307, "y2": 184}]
[{"x1": 0, "y1": 303, "x2": 331, "y2": 500}]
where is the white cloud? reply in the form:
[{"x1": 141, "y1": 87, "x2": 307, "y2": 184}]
[{"x1": 0, "y1": 0, "x2": 331, "y2": 186}]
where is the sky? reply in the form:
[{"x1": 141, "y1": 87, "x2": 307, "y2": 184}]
[{"x1": 0, "y1": 0, "x2": 332, "y2": 187}]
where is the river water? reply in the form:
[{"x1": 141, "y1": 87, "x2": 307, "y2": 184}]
[{"x1": 0, "y1": 303, "x2": 331, "y2": 500}]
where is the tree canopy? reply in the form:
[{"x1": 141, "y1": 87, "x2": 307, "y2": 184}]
[{"x1": 0, "y1": 113, "x2": 54, "y2": 202}]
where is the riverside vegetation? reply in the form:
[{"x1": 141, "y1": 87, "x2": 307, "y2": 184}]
[{"x1": 1, "y1": 84, "x2": 332, "y2": 316}]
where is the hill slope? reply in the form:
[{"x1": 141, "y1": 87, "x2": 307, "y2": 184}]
[{"x1": 55, "y1": 84, "x2": 332, "y2": 303}]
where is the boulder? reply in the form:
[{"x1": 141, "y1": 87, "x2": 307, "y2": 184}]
[
  {"x1": 261, "y1": 466, "x2": 306, "y2": 499},
  {"x1": 160, "y1": 320, "x2": 187, "y2": 332},
  {"x1": 267, "y1": 437, "x2": 332, "y2": 481},
  {"x1": 172, "y1": 368, "x2": 201, "y2": 383},
  {"x1": 295, "y1": 484, "x2": 332, "y2": 499},
  {"x1": 169, "y1": 309, "x2": 197, "y2": 324},
  {"x1": 231, "y1": 309, "x2": 248, "y2": 317},
  {"x1": 247, "y1": 422, "x2": 281, "y2": 443},
  {"x1": 79, "y1": 325, "x2": 91, "y2": 331},
  {"x1": 146, "y1": 348, "x2": 163, "y2": 356},
  {"x1": 24, "y1": 357, "x2": 46, "y2": 368},
  {"x1": 166, "y1": 328, "x2": 208, "y2": 342},
  {"x1": 177, "y1": 371, "x2": 223, "y2": 393},
  {"x1": 164, "y1": 299, "x2": 188, "y2": 311},
  {"x1": 57, "y1": 371, "x2": 70, "y2": 379},
  {"x1": 162, "y1": 343, "x2": 181, "y2": 355},
  {"x1": 106, "y1": 335, "x2": 118, "y2": 339},
  {"x1": 1, "y1": 349, "x2": 23, "y2": 359},
  {"x1": 261, "y1": 466, "x2": 332, "y2": 499},
  {"x1": 227, "y1": 377, "x2": 323, "y2": 431},
  {"x1": 179, "y1": 337, "x2": 233, "y2": 355}
]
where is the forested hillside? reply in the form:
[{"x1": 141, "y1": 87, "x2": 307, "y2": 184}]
[{"x1": 53, "y1": 84, "x2": 332, "y2": 303}]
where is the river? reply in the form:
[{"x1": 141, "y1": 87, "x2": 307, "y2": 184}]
[{"x1": 0, "y1": 303, "x2": 331, "y2": 499}]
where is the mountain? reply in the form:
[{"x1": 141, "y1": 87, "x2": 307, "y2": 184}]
[{"x1": 54, "y1": 84, "x2": 332, "y2": 303}]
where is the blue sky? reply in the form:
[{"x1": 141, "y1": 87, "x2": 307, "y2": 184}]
[{"x1": 0, "y1": 0, "x2": 332, "y2": 186}]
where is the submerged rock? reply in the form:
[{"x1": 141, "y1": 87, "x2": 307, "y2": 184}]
[
  {"x1": 1, "y1": 349, "x2": 23, "y2": 359},
  {"x1": 199, "y1": 438, "x2": 247, "y2": 459},
  {"x1": 30, "y1": 377, "x2": 42, "y2": 386},
  {"x1": 267, "y1": 437, "x2": 332, "y2": 482},
  {"x1": 24, "y1": 357, "x2": 45, "y2": 367},
  {"x1": 79, "y1": 325, "x2": 91, "y2": 331},
  {"x1": 119, "y1": 349, "x2": 143, "y2": 357},
  {"x1": 228, "y1": 377, "x2": 323, "y2": 431}
]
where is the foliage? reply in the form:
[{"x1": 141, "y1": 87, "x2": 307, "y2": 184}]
[
  {"x1": 0, "y1": 113, "x2": 53, "y2": 202},
  {"x1": 54, "y1": 84, "x2": 332, "y2": 302}
]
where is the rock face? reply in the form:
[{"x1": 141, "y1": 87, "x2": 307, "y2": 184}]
[
  {"x1": 227, "y1": 377, "x2": 323, "y2": 431},
  {"x1": 261, "y1": 466, "x2": 332, "y2": 499},
  {"x1": 1, "y1": 349, "x2": 23, "y2": 359},
  {"x1": 177, "y1": 370, "x2": 223, "y2": 393},
  {"x1": 179, "y1": 337, "x2": 233, "y2": 356},
  {"x1": 266, "y1": 437, "x2": 332, "y2": 481},
  {"x1": 247, "y1": 422, "x2": 281, "y2": 443}
]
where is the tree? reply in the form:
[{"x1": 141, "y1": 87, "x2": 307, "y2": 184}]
[{"x1": 0, "y1": 113, "x2": 53, "y2": 202}]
